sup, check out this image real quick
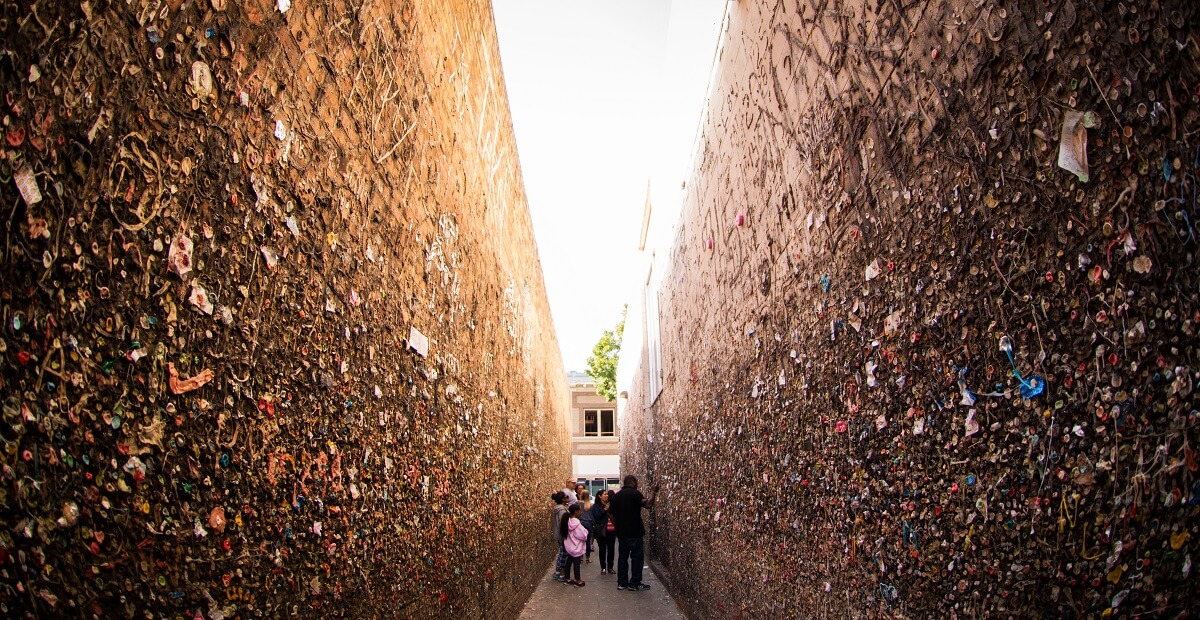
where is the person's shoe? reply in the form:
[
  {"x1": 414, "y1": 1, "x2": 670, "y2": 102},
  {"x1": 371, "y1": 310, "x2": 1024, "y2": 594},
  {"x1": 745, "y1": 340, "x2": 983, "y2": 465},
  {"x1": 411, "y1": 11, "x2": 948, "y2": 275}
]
[
  {"x1": 575, "y1": 580, "x2": 586, "y2": 587},
  {"x1": 586, "y1": 558, "x2": 591, "y2": 564},
  {"x1": 629, "y1": 584, "x2": 651, "y2": 591},
  {"x1": 565, "y1": 579, "x2": 577, "y2": 586},
  {"x1": 600, "y1": 569, "x2": 607, "y2": 575},
  {"x1": 617, "y1": 585, "x2": 627, "y2": 590}
]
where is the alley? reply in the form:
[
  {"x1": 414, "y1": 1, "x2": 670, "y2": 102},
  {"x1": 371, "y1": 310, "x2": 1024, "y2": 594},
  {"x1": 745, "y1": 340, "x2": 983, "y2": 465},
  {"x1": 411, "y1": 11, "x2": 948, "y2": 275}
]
[
  {"x1": 518, "y1": 557, "x2": 684, "y2": 620},
  {"x1": 0, "y1": 0, "x2": 1197, "y2": 618}
]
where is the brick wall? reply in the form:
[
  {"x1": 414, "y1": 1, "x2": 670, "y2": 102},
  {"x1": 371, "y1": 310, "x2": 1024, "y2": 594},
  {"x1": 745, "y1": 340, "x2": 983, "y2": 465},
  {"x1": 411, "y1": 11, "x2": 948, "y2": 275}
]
[
  {"x1": 0, "y1": 0, "x2": 568, "y2": 617},
  {"x1": 623, "y1": 0, "x2": 1199, "y2": 617}
]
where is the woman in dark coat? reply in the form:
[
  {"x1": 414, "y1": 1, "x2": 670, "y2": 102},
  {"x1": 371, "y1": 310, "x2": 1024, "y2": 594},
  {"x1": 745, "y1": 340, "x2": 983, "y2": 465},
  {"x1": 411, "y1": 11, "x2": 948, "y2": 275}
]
[{"x1": 589, "y1": 489, "x2": 616, "y2": 575}]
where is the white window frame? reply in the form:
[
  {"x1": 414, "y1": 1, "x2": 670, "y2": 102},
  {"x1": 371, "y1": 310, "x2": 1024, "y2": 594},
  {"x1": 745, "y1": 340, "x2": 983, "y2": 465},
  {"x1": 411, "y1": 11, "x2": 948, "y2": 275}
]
[{"x1": 583, "y1": 409, "x2": 616, "y2": 437}]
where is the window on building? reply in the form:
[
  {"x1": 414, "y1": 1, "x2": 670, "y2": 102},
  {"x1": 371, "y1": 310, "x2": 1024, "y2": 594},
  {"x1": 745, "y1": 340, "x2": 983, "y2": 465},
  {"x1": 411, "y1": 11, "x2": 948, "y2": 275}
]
[
  {"x1": 584, "y1": 409, "x2": 615, "y2": 437},
  {"x1": 645, "y1": 265, "x2": 663, "y2": 404},
  {"x1": 600, "y1": 409, "x2": 615, "y2": 436}
]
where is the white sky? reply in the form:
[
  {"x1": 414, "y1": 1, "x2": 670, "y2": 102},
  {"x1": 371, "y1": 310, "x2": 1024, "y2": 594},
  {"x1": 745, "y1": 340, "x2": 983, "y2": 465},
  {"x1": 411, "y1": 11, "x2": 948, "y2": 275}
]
[{"x1": 492, "y1": 0, "x2": 726, "y2": 373}]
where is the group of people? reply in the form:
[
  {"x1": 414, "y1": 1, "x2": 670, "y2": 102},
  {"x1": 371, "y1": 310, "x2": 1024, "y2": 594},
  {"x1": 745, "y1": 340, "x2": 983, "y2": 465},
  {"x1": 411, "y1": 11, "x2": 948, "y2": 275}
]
[{"x1": 548, "y1": 474, "x2": 659, "y2": 590}]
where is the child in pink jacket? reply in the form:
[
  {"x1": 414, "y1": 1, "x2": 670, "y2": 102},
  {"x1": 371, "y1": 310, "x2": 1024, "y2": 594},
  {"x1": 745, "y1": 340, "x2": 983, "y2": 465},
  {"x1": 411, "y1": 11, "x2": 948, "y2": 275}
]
[{"x1": 560, "y1": 503, "x2": 589, "y2": 586}]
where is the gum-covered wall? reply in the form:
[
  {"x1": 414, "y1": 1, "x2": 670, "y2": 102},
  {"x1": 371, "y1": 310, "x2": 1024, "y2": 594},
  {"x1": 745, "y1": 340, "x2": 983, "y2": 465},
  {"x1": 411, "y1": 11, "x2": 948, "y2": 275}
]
[
  {"x1": 0, "y1": 0, "x2": 569, "y2": 617},
  {"x1": 622, "y1": 0, "x2": 1200, "y2": 617}
]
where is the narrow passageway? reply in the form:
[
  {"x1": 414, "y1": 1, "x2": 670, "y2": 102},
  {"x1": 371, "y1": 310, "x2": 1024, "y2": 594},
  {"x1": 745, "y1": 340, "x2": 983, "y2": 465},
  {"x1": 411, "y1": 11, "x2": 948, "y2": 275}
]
[
  {"x1": 518, "y1": 556, "x2": 684, "y2": 620},
  {"x1": 1, "y1": 0, "x2": 1197, "y2": 618}
]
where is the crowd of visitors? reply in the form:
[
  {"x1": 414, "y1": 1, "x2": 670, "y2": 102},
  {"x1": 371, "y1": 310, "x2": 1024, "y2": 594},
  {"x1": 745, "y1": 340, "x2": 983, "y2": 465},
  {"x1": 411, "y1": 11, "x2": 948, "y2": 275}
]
[{"x1": 548, "y1": 475, "x2": 658, "y2": 589}]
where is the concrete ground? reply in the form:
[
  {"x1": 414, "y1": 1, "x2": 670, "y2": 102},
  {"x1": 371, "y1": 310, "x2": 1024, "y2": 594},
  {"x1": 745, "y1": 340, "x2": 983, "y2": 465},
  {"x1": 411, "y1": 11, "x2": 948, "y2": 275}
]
[{"x1": 517, "y1": 551, "x2": 687, "y2": 619}]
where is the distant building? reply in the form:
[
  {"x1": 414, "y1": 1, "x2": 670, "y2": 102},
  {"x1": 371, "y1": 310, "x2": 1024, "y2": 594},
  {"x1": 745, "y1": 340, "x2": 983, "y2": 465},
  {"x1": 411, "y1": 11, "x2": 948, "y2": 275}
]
[{"x1": 566, "y1": 371, "x2": 620, "y2": 495}]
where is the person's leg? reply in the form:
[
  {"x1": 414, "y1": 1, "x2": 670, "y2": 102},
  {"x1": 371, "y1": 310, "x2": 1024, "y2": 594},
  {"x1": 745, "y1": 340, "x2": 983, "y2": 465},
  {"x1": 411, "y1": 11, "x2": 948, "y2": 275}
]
[
  {"x1": 586, "y1": 530, "x2": 593, "y2": 561},
  {"x1": 571, "y1": 556, "x2": 582, "y2": 581},
  {"x1": 555, "y1": 542, "x2": 567, "y2": 579},
  {"x1": 629, "y1": 536, "x2": 645, "y2": 587},
  {"x1": 616, "y1": 537, "x2": 630, "y2": 588},
  {"x1": 601, "y1": 535, "x2": 614, "y2": 571}
]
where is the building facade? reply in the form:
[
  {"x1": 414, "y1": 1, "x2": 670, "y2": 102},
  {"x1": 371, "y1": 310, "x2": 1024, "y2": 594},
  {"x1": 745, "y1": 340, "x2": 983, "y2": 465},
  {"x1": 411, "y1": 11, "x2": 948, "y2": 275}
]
[{"x1": 567, "y1": 371, "x2": 621, "y2": 494}]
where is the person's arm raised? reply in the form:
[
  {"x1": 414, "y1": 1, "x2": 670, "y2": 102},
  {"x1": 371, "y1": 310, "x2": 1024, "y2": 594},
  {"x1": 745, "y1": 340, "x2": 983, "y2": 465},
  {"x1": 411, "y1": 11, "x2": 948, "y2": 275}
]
[{"x1": 642, "y1": 483, "x2": 660, "y2": 509}]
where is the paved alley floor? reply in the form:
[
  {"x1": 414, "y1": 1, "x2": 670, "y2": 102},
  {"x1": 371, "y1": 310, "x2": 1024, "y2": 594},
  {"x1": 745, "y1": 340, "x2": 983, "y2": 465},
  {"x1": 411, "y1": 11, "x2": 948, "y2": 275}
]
[{"x1": 518, "y1": 554, "x2": 687, "y2": 620}]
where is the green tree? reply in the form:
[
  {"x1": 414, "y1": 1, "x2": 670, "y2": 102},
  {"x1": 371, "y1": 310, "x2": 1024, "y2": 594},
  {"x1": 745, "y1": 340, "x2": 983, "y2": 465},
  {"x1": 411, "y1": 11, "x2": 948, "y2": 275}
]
[{"x1": 586, "y1": 307, "x2": 626, "y2": 401}]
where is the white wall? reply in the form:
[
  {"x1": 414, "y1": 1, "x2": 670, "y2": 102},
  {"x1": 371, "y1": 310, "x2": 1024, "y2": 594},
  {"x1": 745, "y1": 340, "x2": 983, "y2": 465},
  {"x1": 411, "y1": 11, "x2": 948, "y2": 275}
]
[
  {"x1": 616, "y1": 0, "x2": 730, "y2": 416},
  {"x1": 572, "y1": 454, "x2": 621, "y2": 478}
]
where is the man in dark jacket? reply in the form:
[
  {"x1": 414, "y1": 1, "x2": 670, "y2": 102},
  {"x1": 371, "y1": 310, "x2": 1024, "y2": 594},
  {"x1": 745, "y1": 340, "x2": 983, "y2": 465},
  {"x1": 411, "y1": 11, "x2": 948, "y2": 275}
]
[{"x1": 607, "y1": 475, "x2": 659, "y2": 591}]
